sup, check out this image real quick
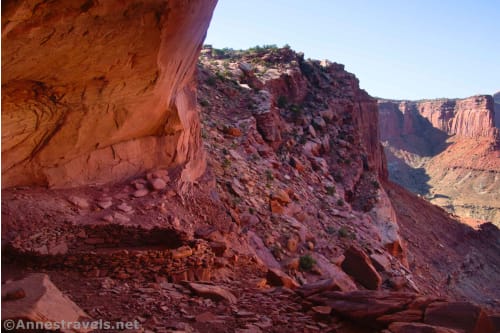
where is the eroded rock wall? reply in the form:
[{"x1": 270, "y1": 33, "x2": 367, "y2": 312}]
[
  {"x1": 2, "y1": 0, "x2": 217, "y2": 188},
  {"x1": 380, "y1": 95, "x2": 497, "y2": 141},
  {"x1": 494, "y1": 91, "x2": 500, "y2": 129}
]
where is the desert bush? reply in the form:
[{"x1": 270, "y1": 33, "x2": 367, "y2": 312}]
[{"x1": 299, "y1": 254, "x2": 316, "y2": 271}]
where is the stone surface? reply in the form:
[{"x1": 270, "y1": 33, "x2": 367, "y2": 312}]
[
  {"x1": 266, "y1": 268, "x2": 299, "y2": 289},
  {"x1": 310, "y1": 253, "x2": 358, "y2": 292},
  {"x1": 297, "y1": 278, "x2": 354, "y2": 297},
  {"x1": 388, "y1": 322, "x2": 460, "y2": 333},
  {"x1": 186, "y1": 282, "x2": 237, "y2": 304},
  {"x1": 171, "y1": 246, "x2": 194, "y2": 259},
  {"x1": 2, "y1": 273, "x2": 91, "y2": 332},
  {"x1": 377, "y1": 309, "x2": 423, "y2": 324},
  {"x1": 308, "y1": 290, "x2": 416, "y2": 320},
  {"x1": 2, "y1": 0, "x2": 217, "y2": 188},
  {"x1": 341, "y1": 245, "x2": 382, "y2": 290},
  {"x1": 133, "y1": 189, "x2": 149, "y2": 198},
  {"x1": 370, "y1": 253, "x2": 391, "y2": 272},
  {"x1": 271, "y1": 189, "x2": 291, "y2": 204},
  {"x1": 424, "y1": 302, "x2": 494, "y2": 333},
  {"x1": 150, "y1": 178, "x2": 167, "y2": 191}
]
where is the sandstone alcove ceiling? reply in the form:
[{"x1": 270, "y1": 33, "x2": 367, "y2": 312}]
[{"x1": 2, "y1": 0, "x2": 217, "y2": 188}]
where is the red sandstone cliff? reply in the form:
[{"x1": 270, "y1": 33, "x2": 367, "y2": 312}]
[
  {"x1": 379, "y1": 95, "x2": 500, "y2": 225},
  {"x1": 379, "y1": 95, "x2": 497, "y2": 141},
  {"x1": 2, "y1": 0, "x2": 217, "y2": 188},
  {"x1": 494, "y1": 91, "x2": 500, "y2": 128}
]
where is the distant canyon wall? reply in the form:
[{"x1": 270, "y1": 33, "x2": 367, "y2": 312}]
[
  {"x1": 378, "y1": 95, "x2": 500, "y2": 225},
  {"x1": 494, "y1": 91, "x2": 500, "y2": 128},
  {"x1": 379, "y1": 95, "x2": 497, "y2": 142},
  {"x1": 2, "y1": 0, "x2": 217, "y2": 188}
]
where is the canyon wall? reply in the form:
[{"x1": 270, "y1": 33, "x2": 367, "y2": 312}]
[
  {"x1": 379, "y1": 95, "x2": 500, "y2": 225},
  {"x1": 2, "y1": 0, "x2": 217, "y2": 188},
  {"x1": 380, "y1": 95, "x2": 497, "y2": 141},
  {"x1": 494, "y1": 91, "x2": 500, "y2": 128}
]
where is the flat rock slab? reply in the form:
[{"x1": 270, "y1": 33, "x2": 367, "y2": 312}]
[
  {"x1": 2, "y1": 273, "x2": 91, "y2": 333},
  {"x1": 389, "y1": 322, "x2": 461, "y2": 333},
  {"x1": 308, "y1": 290, "x2": 417, "y2": 320},
  {"x1": 186, "y1": 282, "x2": 237, "y2": 304},
  {"x1": 424, "y1": 301, "x2": 494, "y2": 333}
]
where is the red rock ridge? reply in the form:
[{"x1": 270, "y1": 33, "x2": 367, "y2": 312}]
[
  {"x1": 379, "y1": 95, "x2": 498, "y2": 140},
  {"x1": 1, "y1": 0, "x2": 217, "y2": 188}
]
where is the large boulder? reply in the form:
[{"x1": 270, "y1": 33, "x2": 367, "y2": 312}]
[
  {"x1": 341, "y1": 245, "x2": 382, "y2": 290},
  {"x1": 2, "y1": 273, "x2": 91, "y2": 333},
  {"x1": 424, "y1": 302, "x2": 494, "y2": 333},
  {"x1": 388, "y1": 322, "x2": 460, "y2": 333}
]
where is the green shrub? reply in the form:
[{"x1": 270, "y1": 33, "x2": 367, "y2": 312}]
[
  {"x1": 205, "y1": 76, "x2": 217, "y2": 86},
  {"x1": 337, "y1": 198, "x2": 344, "y2": 206},
  {"x1": 277, "y1": 96, "x2": 288, "y2": 109},
  {"x1": 338, "y1": 226, "x2": 356, "y2": 239},
  {"x1": 299, "y1": 254, "x2": 316, "y2": 271},
  {"x1": 326, "y1": 226, "x2": 336, "y2": 234},
  {"x1": 326, "y1": 186, "x2": 335, "y2": 196},
  {"x1": 215, "y1": 71, "x2": 225, "y2": 80},
  {"x1": 290, "y1": 104, "x2": 302, "y2": 117}
]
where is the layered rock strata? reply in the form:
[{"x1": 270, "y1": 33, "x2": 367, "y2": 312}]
[
  {"x1": 2, "y1": 0, "x2": 217, "y2": 188},
  {"x1": 378, "y1": 95, "x2": 500, "y2": 225}
]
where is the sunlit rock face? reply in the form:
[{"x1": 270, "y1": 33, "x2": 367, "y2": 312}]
[
  {"x1": 380, "y1": 95, "x2": 497, "y2": 141},
  {"x1": 379, "y1": 95, "x2": 500, "y2": 225},
  {"x1": 2, "y1": 0, "x2": 217, "y2": 188}
]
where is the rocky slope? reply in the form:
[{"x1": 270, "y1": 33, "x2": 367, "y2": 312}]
[
  {"x1": 379, "y1": 96, "x2": 500, "y2": 225},
  {"x1": 2, "y1": 0, "x2": 216, "y2": 188},
  {"x1": 2, "y1": 4, "x2": 499, "y2": 332},
  {"x1": 3, "y1": 43, "x2": 500, "y2": 332}
]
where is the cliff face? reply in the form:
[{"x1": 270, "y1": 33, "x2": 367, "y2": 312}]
[
  {"x1": 198, "y1": 47, "x2": 403, "y2": 263},
  {"x1": 420, "y1": 96, "x2": 496, "y2": 138},
  {"x1": 494, "y1": 91, "x2": 500, "y2": 128},
  {"x1": 2, "y1": 0, "x2": 217, "y2": 188},
  {"x1": 380, "y1": 96, "x2": 497, "y2": 141},
  {"x1": 379, "y1": 95, "x2": 500, "y2": 225}
]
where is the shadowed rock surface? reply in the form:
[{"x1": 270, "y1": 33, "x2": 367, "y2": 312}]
[{"x1": 2, "y1": 0, "x2": 217, "y2": 188}]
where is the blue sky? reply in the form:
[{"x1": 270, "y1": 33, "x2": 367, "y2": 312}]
[{"x1": 205, "y1": 0, "x2": 499, "y2": 100}]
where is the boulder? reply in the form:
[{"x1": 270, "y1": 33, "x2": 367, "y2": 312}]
[
  {"x1": 308, "y1": 290, "x2": 416, "y2": 320},
  {"x1": 186, "y1": 282, "x2": 237, "y2": 304},
  {"x1": 370, "y1": 253, "x2": 391, "y2": 272},
  {"x1": 388, "y1": 322, "x2": 460, "y2": 333},
  {"x1": 297, "y1": 278, "x2": 353, "y2": 298},
  {"x1": 266, "y1": 268, "x2": 299, "y2": 289},
  {"x1": 271, "y1": 189, "x2": 291, "y2": 204},
  {"x1": 341, "y1": 245, "x2": 382, "y2": 290},
  {"x1": 310, "y1": 253, "x2": 357, "y2": 292},
  {"x1": 377, "y1": 309, "x2": 423, "y2": 324},
  {"x1": 2, "y1": 273, "x2": 91, "y2": 333},
  {"x1": 424, "y1": 302, "x2": 494, "y2": 333}
]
